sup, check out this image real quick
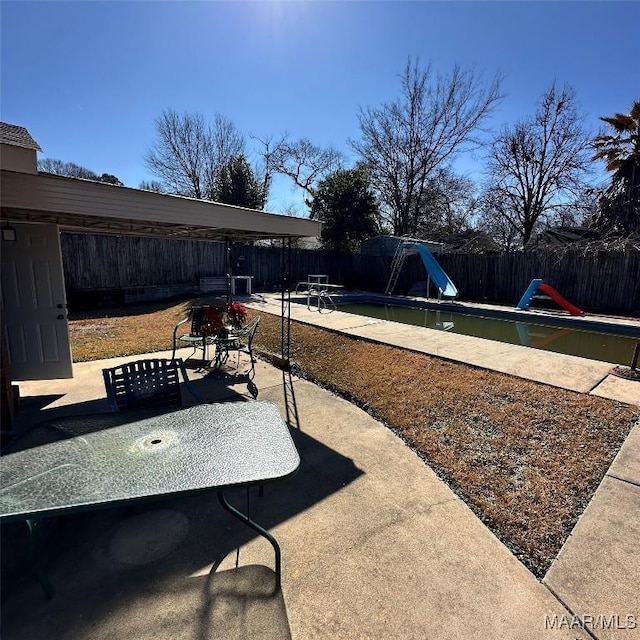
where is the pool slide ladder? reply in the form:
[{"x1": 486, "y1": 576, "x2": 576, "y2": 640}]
[
  {"x1": 295, "y1": 275, "x2": 342, "y2": 312},
  {"x1": 386, "y1": 241, "x2": 458, "y2": 299}
]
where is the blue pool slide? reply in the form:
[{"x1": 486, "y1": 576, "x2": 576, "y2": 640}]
[
  {"x1": 517, "y1": 279, "x2": 544, "y2": 310},
  {"x1": 406, "y1": 243, "x2": 458, "y2": 298}
]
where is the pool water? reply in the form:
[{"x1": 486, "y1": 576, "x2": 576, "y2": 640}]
[{"x1": 337, "y1": 302, "x2": 639, "y2": 366}]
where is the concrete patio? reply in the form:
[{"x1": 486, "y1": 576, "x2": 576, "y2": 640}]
[{"x1": 2, "y1": 335, "x2": 638, "y2": 639}]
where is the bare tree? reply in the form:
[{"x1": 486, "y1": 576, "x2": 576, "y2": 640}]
[
  {"x1": 249, "y1": 132, "x2": 344, "y2": 209},
  {"x1": 415, "y1": 167, "x2": 479, "y2": 238},
  {"x1": 38, "y1": 158, "x2": 123, "y2": 185},
  {"x1": 351, "y1": 57, "x2": 502, "y2": 236},
  {"x1": 204, "y1": 114, "x2": 245, "y2": 199},
  {"x1": 145, "y1": 110, "x2": 209, "y2": 198},
  {"x1": 39, "y1": 158, "x2": 96, "y2": 179},
  {"x1": 145, "y1": 109, "x2": 244, "y2": 200},
  {"x1": 272, "y1": 136, "x2": 344, "y2": 202},
  {"x1": 250, "y1": 133, "x2": 289, "y2": 209},
  {"x1": 477, "y1": 187, "x2": 525, "y2": 250},
  {"x1": 482, "y1": 84, "x2": 593, "y2": 245},
  {"x1": 138, "y1": 180, "x2": 165, "y2": 193}
]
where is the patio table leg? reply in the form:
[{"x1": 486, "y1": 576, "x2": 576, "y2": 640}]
[
  {"x1": 212, "y1": 342, "x2": 225, "y2": 369},
  {"x1": 202, "y1": 336, "x2": 208, "y2": 369},
  {"x1": 217, "y1": 492, "x2": 281, "y2": 590},
  {"x1": 25, "y1": 518, "x2": 55, "y2": 599}
]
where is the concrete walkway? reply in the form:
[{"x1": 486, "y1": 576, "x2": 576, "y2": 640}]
[
  {"x1": 544, "y1": 421, "x2": 640, "y2": 640},
  {"x1": 3, "y1": 340, "x2": 638, "y2": 639}
]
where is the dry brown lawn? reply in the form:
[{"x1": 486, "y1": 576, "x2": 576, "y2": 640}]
[{"x1": 69, "y1": 298, "x2": 639, "y2": 578}]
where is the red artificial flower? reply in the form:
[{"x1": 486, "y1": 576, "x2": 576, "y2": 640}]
[{"x1": 226, "y1": 302, "x2": 248, "y2": 328}]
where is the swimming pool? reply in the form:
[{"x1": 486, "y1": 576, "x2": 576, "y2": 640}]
[{"x1": 336, "y1": 301, "x2": 640, "y2": 366}]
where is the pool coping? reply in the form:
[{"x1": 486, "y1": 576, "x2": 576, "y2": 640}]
[{"x1": 247, "y1": 292, "x2": 640, "y2": 407}]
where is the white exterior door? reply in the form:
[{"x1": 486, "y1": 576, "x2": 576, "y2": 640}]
[{"x1": 2, "y1": 222, "x2": 73, "y2": 380}]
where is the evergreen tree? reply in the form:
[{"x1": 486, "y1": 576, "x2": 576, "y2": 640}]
[
  {"x1": 310, "y1": 167, "x2": 380, "y2": 252},
  {"x1": 211, "y1": 155, "x2": 264, "y2": 209}
]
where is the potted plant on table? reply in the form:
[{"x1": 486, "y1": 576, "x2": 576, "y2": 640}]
[
  {"x1": 226, "y1": 302, "x2": 249, "y2": 330},
  {"x1": 201, "y1": 306, "x2": 226, "y2": 338}
]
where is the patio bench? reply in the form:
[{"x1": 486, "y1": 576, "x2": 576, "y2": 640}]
[{"x1": 199, "y1": 276, "x2": 228, "y2": 294}]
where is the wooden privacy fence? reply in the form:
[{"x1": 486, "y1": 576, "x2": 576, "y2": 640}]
[
  {"x1": 61, "y1": 234, "x2": 639, "y2": 314},
  {"x1": 61, "y1": 234, "x2": 376, "y2": 291},
  {"x1": 396, "y1": 251, "x2": 639, "y2": 313}
]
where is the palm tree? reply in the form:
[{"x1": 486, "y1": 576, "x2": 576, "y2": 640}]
[{"x1": 591, "y1": 101, "x2": 640, "y2": 234}]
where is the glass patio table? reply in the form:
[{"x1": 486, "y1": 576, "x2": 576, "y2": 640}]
[{"x1": 0, "y1": 401, "x2": 300, "y2": 597}]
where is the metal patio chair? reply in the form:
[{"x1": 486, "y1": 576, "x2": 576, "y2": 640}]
[
  {"x1": 221, "y1": 316, "x2": 261, "y2": 379},
  {"x1": 172, "y1": 304, "x2": 224, "y2": 368},
  {"x1": 102, "y1": 358, "x2": 203, "y2": 412}
]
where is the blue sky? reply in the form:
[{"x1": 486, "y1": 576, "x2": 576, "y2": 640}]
[{"x1": 2, "y1": 1, "x2": 639, "y2": 214}]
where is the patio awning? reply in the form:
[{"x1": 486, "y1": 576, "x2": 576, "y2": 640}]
[{"x1": 0, "y1": 170, "x2": 321, "y2": 242}]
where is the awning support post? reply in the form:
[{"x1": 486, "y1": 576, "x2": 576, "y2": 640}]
[
  {"x1": 225, "y1": 242, "x2": 232, "y2": 304},
  {"x1": 280, "y1": 238, "x2": 292, "y2": 367}
]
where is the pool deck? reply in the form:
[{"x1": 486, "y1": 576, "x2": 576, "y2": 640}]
[
  {"x1": 245, "y1": 292, "x2": 640, "y2": 638},
  {"x1": 248, "y1": 293, "x2": 640, "y2": 407},
  {"x1": 3, "y1": 294, "x2": 639, "y2": 639}
]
